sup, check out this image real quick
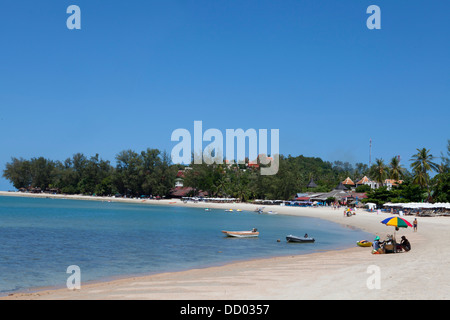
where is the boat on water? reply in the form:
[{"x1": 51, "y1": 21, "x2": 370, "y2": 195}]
[
  {"x1": 222, "y1": 229, "x2": 259, "y2": 238},
  {"x1": 286, "y1": 235, "x2": 315, "y2": 243},
  {"x1": 225, "y1": 209, "x2": 233, "y2": 212}
]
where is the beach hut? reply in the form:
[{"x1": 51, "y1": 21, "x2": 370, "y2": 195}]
[
  {"x1": 307, "y1": 178, "x2": 318, "y2": 189},
  {"x1": 356, "y1": 176, "x2": 371, "y2": 185},
  {"x1": 342, "y1": 177, "x2": 355, "y2": 186},
  {"x1": 334, "y1": 182, "x2": 348, "y2": 191}
]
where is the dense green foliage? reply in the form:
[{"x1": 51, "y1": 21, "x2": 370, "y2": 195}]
[
  {"x1": 2, "y1": 152, "x2": 368, "y2": 199},
  {"x1": 3, "y1": 149, "x2": 178, "y2": 197},
  {"x1": 431, "y1": 140, "x2": 450, "y2": 202},
  {"x1": 3, "y1": 140, "x2": 449, "y2": 202},
  {"x1": 362, "y1": 140, "x2": 450, "y2": 205},
  {"x1": 362, "y1": 182, "x2": 426, "y2": 206},
  {"x1": 182, "y1": 155, "x2": 376, "y2": 200}
]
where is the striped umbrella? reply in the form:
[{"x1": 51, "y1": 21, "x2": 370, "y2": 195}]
[{"x1": 381, "y1": 217, "x2": 413, "y2": 228}]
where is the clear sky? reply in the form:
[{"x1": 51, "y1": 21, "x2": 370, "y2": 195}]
[{"x1": 0, "y1": 0, "x2": 449, "y2": 190}]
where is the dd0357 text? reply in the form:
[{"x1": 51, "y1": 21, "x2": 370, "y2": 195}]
[{"x1": 224, "y1": 304, "x2": 269, "y2": 315}]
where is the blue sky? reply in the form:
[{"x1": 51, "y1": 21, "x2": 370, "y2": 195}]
[{"x1": 0, "y1": 1, "x2": 449, "y2": 190}]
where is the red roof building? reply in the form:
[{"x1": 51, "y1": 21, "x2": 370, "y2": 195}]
[
  {"x1": 170, "y1": 187, "x2": 208, "y2": 198},
  {"x1": 342, "y1": 177, "x2": 355, "y2": 185}
]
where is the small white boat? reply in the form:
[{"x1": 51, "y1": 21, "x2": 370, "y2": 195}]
[
  {"x1": 255, "y1": 207, "x2": 265, "y2": 213},
  {"x1": 222, "y1": 229, "x2": 259, "y2": 238},
  {"x1": 286, "y1": 235, "x2": 315, "y2": 243},
  {"x1": 225, "y1": 209, "x2": 233, "y2": 212}
]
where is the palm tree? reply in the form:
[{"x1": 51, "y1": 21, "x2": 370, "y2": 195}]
[
  {"x1": 410, "y1": 148, "x2": 439, "y2": 200},
  {"x1": 369, "y1": 158, "x2": 388, "y2": 188},
  {"x1": 213, "y1": 176, "x2": 229, "y2": 197},
  {"x1": 440, "y1": 139, "x2": 450, "y2": 171},
  {"x1": 388, "y1": 156, "x2": 404, "y2": 181}
]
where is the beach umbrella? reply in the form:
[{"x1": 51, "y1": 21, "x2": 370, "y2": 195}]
[
  {"x1": 381, "y1": 217, "x2": 413, "y2": 251},
  {"x1": 381, "y1": 217, "x2": 413, "y2": 228}
]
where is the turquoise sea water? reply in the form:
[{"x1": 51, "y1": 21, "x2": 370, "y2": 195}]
[{"x1": 0, "y1": 196, "x2": 372, "y2": 294}]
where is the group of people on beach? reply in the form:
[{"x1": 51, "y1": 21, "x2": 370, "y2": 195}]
[
  {"x1": 344, "y1": 208, "x2": 355, "y2": 217},
  {"x1": 372, "y1": 235, "x2": 411, "y2": 254}
]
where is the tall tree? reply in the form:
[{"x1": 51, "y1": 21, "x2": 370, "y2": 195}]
[
  {"x1": 410, "y1": 148, "x2": 439, "y2": 200},
  {"x1": 29, "y1": 157, "x2": 56, "y2": 190},
  {"x1": 140, "y1": 148, "x2": 162, "y2": 196},
  {"x1": 114, "y1": 150, "x2": 143, "y2": 196},
  {"x1": 369, "y1": 158, "x2": 388, "y2": 187},
  {"x1": 355, "y1": 162, "x2": 369, "y2": 178},
  {"x1": 440, "y1": 139, "x2": 450, "y2": 171},
  {"x1": 432, "y1": 140, "x2": 450, "y2": 202},
  {"x1": 78, "y1": 154, "x2": 113, "y2": 195},
  {"x1": 388, "y1": 156, "x2": 405, "y2": 181},
  {"x1": 152, "y1": 150, "x2": 177, "y2": 197},
  {"x1": 2, "y1": 157, "x2": 32, "y2": 189}
]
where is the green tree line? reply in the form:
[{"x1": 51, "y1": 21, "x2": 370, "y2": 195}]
[
  {"x1": 3, "y1": 141, "x2": 449, "y2": 202},
  {"x1": 2, "y1": 149, "x2": 179, "y2": 197},
  {"x1": 362, "y1": 141, "x2": 450, "y2": 204},
  {"x1": 181, "y1": 142, "x2": 449, "y2": 202}
]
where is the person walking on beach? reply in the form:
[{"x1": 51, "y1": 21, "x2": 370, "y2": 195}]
[{"x1": 413, "y1": 218, "x2": 418, "y2": 232}]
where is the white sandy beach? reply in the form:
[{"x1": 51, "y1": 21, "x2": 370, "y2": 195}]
[{"x1": 1, "y1": 191, "x2": 449, "y2": 300}]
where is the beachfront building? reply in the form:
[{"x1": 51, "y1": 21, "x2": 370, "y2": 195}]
[
  {"x1": 384, "y1": 179, "x2": 403, "y2": 190},
  {"x1": 345, "y1": 192, "x2": 368, "y2": 206},
  {"x1": 309, "y1": 183, "x2": 348, "y2": 203},
  {"x1": 354, "y1": 176, "x2": 403, "y2": 190},
  {"x1": 247, "y1": 160, "x2": 259, "y2": 169},
  {"x1": 355, "y1": 176, "x2": 378, "y2": 189},
  {"x1": 247, "y1": 155, "x2": 273, "y2": 170},
  {"x1": 334, "y1": 182, "x2": 348, "y2": 191},
  {"x1": 175, "y1": 170, "x2": 185, "y2": 187},
  {"x1": 291, "y1": 182, "x2": 355, "y2": 205},
  {"x1": 342, "y1": 177, "x2": 355, "y2": 188},
  {"x1": 170, "y1": 186, "x2": 208, "y2": 198},
  {"x1": 306, "y1": 178, "x2": 318, "y2": 189}
]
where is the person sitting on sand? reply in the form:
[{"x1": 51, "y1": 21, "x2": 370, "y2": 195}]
[
  {"x1": 372, "y1": 236, "x2": 384, "y2": 252},
  {"x1": 400, "y1": 236, "x2": 411, "y2": 252}
]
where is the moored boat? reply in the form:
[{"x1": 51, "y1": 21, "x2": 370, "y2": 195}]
[
  {"x1": 286, "y1": 235, "x2": 315, "y2": 243},
  {"x1": 255, "y1": 207, "x2": 264, "y2": 214},
  {"x1": 222, "y1": 229, "x2": 259, "y2": 238}
]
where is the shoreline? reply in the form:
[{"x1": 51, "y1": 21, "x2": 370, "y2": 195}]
[{"x1": 1, "y1": 191, "x2": 449, "y2": 299}]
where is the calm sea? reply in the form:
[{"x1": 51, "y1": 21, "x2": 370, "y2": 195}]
[{"x1": 0, "y1": 196, "x2": 372, "y2": 294}]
